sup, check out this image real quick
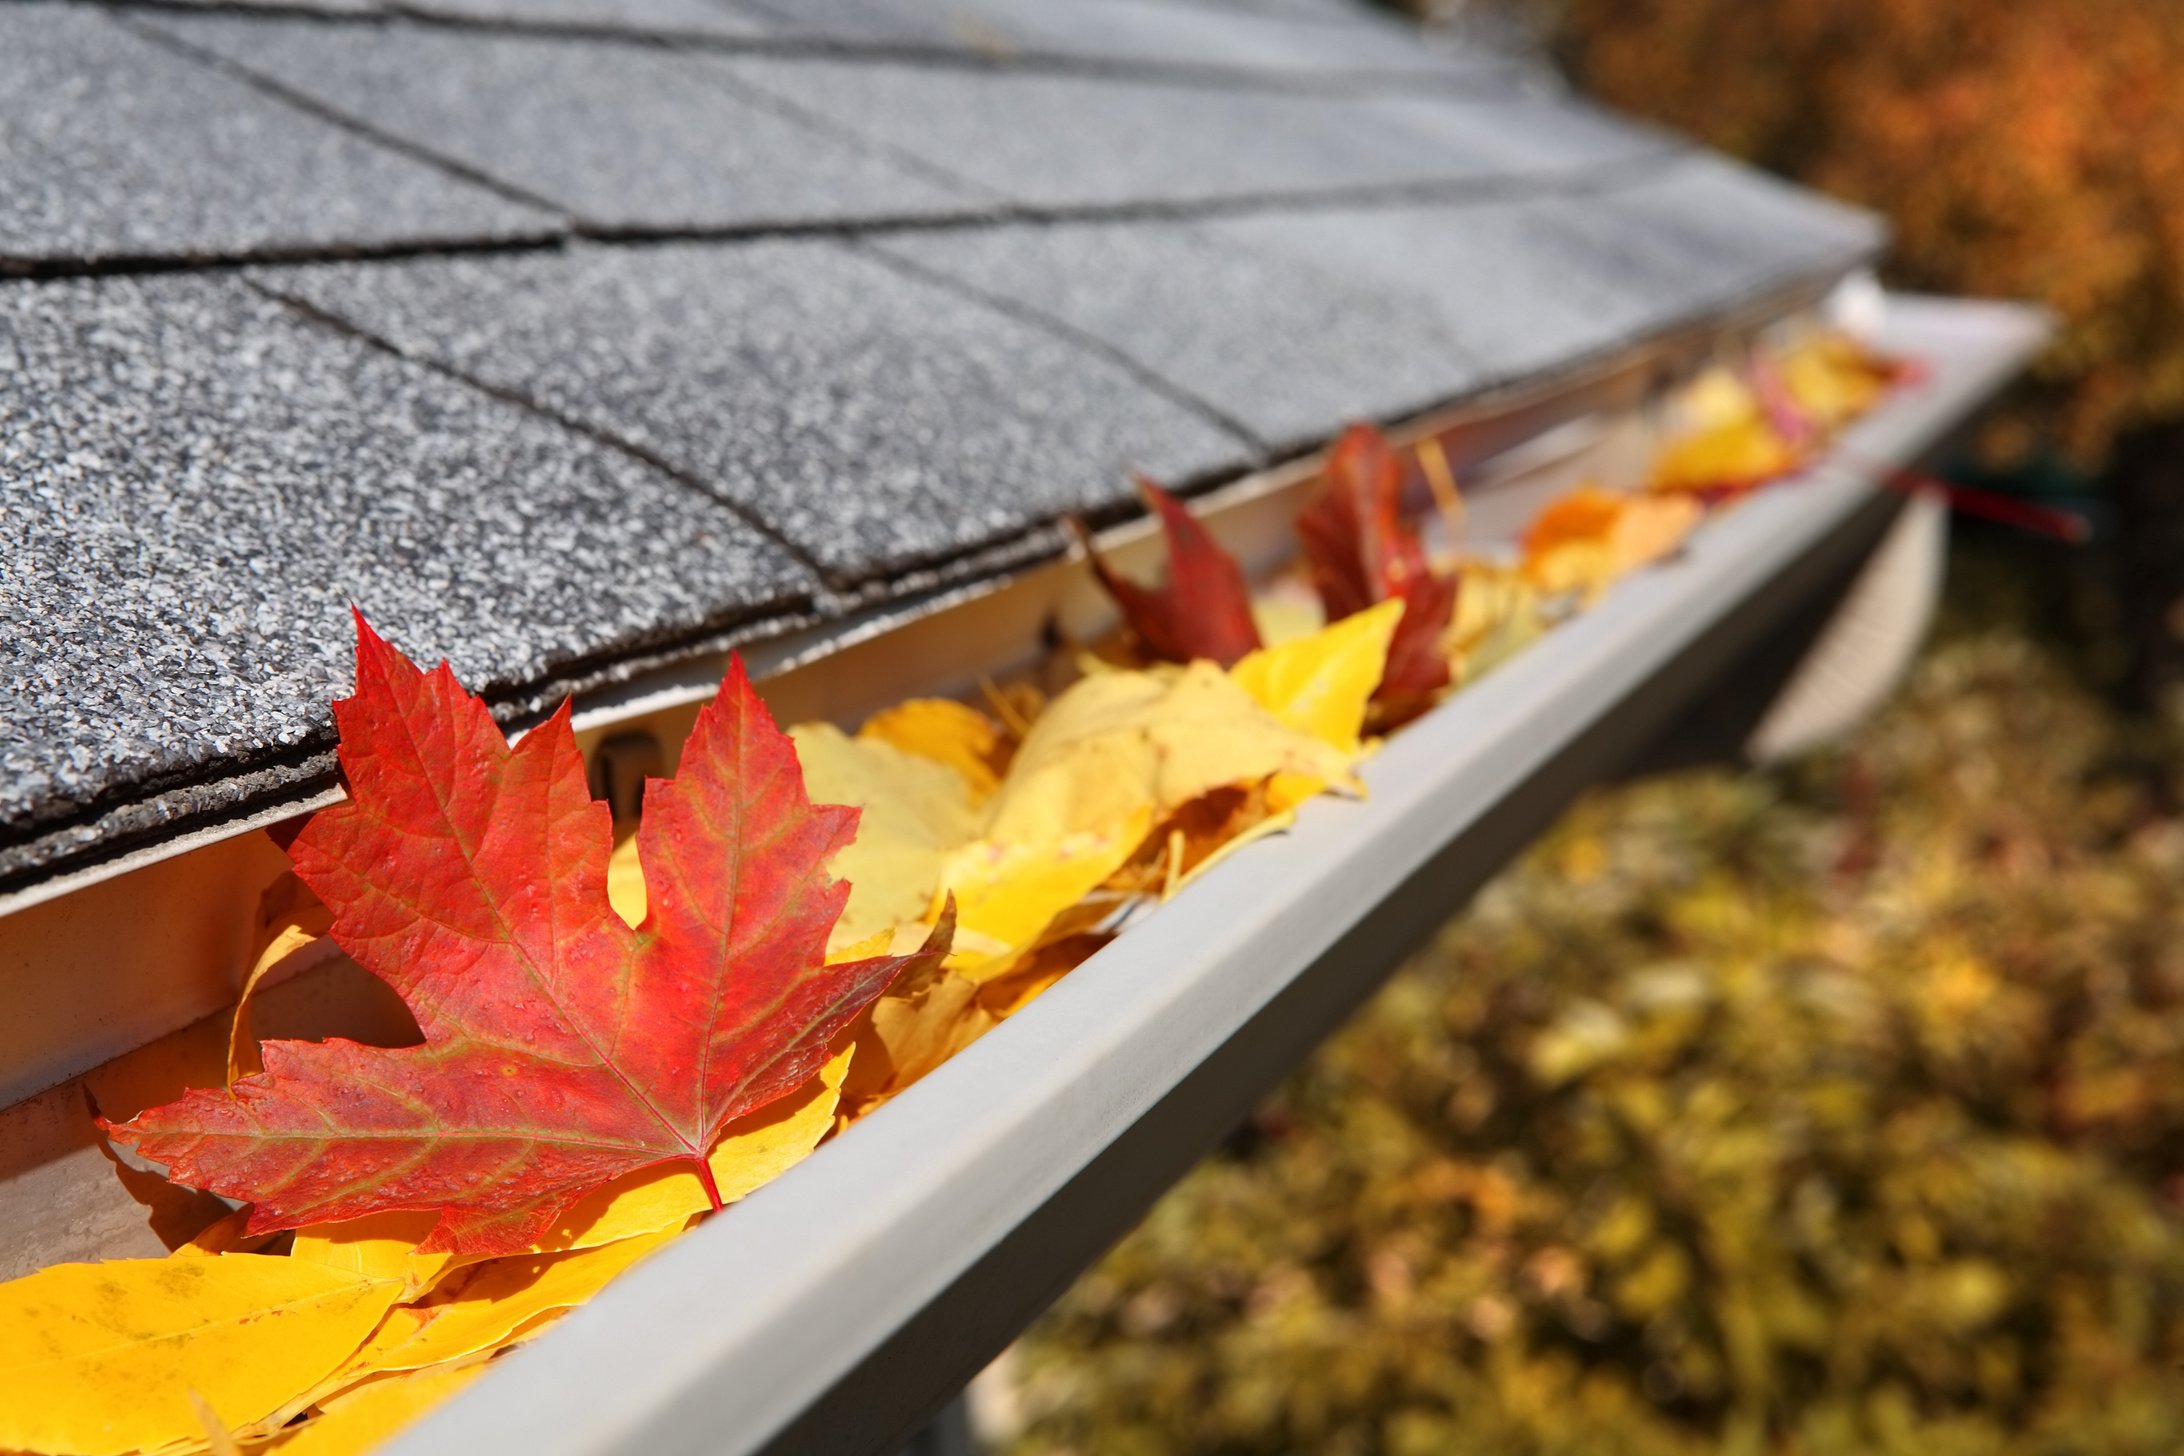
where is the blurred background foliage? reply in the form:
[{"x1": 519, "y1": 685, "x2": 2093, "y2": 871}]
[
  {"x1": 1545, "y1": 0, "x2": 2184, "y2": 469},
  {"x1": 1000, "y1": 545, "x2": 2184, "y2": 1454},
  {"x1": 1424, "y1": 0, "x2": 2184, "y2": 707}
]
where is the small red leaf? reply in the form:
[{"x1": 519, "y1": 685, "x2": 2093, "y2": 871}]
[
  {"x1": 1297, "y1": 424, "x2": 1457, "y2": 704},
  {"x1": 1078, "y1": 477, "x2": 1262, "y2": 668},
  {"x1": 106, "y1": 616, "x2": 950, "y2": 1257}
]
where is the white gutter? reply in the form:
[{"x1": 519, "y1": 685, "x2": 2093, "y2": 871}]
[{"x1": 387, "y1": 294, "x2": 2045, "y2": 1456}]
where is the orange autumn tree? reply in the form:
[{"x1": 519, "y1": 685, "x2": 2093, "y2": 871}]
[{"x1": 1546, "y1": 0, "x2": 2184, "y2": 464}]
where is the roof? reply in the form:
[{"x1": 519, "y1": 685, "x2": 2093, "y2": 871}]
[{"x1": 0, "y1": 0, "x2": 1884, "y2": 897}]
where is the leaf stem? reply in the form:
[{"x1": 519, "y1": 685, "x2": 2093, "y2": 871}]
[{"x1": 693, "y1": 1156, "x2": 724, "y2": 1212}]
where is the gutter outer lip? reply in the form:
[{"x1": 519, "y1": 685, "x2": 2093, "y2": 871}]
[{"x1": 388, "y1": 294, "x2": 2048, "y2": 1456}]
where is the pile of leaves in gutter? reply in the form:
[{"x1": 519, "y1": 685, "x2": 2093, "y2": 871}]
[
  {"x1": 0, "y1": 331, "x2": 1910, "y2": 1456},
  {"x1": 1001, "y1": 566, "x2": 2184, "y2": 1455}
]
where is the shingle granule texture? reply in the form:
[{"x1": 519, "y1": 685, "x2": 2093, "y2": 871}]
[
  {"x1": 139, "y1": 15, "x2": 991, "y2": 231},
  {"x1": 870, "y1": 156, "x2": 1881, "y2": 452},
  {"x1": 709, "y1": 57, "x2": 1669, "y2": 211},
  {"x1": 0, "y1": 274, "x2": 815, "y2": 854},
  {"x1": 398, "y1": 0, "x2": 774, "y2": 38},
  {"x1": 737, "y1": 0, "x2": 1483, "y2": 76},
  {"x1": 261, "y1": 241, "x2": 1254, "y2": 584},
  {"x1": 869, "y1": 219, "x2": 1484, "y2": 453},
  {"x1": 0, "y1": 5, "x2": 556, "y2": 268},
  {"x1": 0, "y1": 0, "x2": 1888, "y2": 891}
]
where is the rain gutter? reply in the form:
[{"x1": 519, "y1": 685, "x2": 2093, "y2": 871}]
[{"x1": 389, "y1": 293, "x2": 2050, "y2": 1456}]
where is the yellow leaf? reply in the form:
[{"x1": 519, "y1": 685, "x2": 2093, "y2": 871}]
[
  {"x1": 858, "y1": 699, "x2": 1007, "y2": 803},
  {"x1": 606, "y1": 832, "x2": 646, "y2": 928},
  {"x1": 972, "y1": 933, "x2": 1106, "y2": 1019},
  {"x1": 226, "y1": 874, "x2": 337, "y2": 1085},
  {"x1": 267, "y1": 1362, "x2": 487, "y2": 1456},
  {"x1": 175, "y1": 1208, "x2": 283, "y2": 1258},
  {"x1": 986, "y1": 662, "x2": 1354, "y2": 849},
  {"x1": 289, "y1": 1214, "x2": 456, "y2": 1301},
  {"x1": 0, "y1": 1255, "x2": 401, "y2": 1456},
  {"x1": 1522, "y1": 487, "x2": 1703, "y2": 602},
  {"x1": 1446, "y1": 561, "x2": 1544, "y2": 682},
  {"x1": 790, "y1": 723, "x2": 982, "y2": 951},
  {"x1": 840, "y1": 961, "x2": 995, "y2": 1118},
  {"x1": 1779, "y1": 331, "x2": 1895, "y2": 428},
  {"x1": 337, "y1": 1230, "x2": 675, "y2": 1378},
  {"x1": 938, "y1": 810, "x2": 1152, "y2": 975},
  {"x1": 1231, "y1": 599, "x2": 1402, "y2": 756},
  {"x1": 1649, "y1": 417, "x2": 1797, "y2": 495}
]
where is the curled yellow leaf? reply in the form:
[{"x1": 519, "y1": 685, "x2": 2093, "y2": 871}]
[{"x1": 1231, "y1": 598, "x2": 1401, "y2": 756}]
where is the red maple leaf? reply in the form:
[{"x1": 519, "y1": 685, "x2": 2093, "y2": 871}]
[
  {"x1": 105, "y1": 617, "x2": 949, "y2": 1257},
  {"x1": 1076, "y1": 477, "x2": 1262, "y2": 668},
  {"x1": 1296, "y1": 424, "x2": 1458, "y2": 706}
]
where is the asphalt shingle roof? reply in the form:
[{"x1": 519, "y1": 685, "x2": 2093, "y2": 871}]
[
  {"x1": 0, "y1": 5, "x2": 555, "y2": 268},
  {"x1": 259, "y1": 240, "x2": 1248, "y2": 583},
  {"x1": 139, "y1": 15, "x2": 989, "y2": 230},
  {"x1": 0, "y1": 0, "x2": 1883, "y2": 894}
]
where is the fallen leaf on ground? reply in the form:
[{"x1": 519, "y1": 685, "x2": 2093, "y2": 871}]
[
  {"x1": 0, "y1": 1255, "x2": 401, "y2": 1456},
  {"x1": 106, "y1": 618, "x2": 949, "y2": 1257},
  {"x1": 1077, "y1": 477, "x2": 1261, "y2": 668}
]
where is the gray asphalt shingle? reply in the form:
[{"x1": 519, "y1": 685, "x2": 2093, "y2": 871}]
[
  {"x1": 871, "y1": 155, "x2": 1882, "y2": 452},
  {"x1": 711, "y1": 56, "x2": 1670, "y2": 210},
  {"x1": 869, "y1": 218, "x2": 1485, "y2": 451},
  {"x1": 139, "y1": 15, "x2": 991, "y2": 231},
  {"x1": 398, "y1": 0, "x2": 771, "y2": 37},
  {"x1": 0, "y1": 273, "x2": 814, "y2": 865},
  {"x1": 737, "y1": 0, "x2": 1484, "y2": 77},
  {"x1": 260, "y1": 241, "x2": 1252, "y2": 584},
  {"x1": 0, "y1": 5, "x2": 555, "y2": 268},
  {"x1": 1219, "y1": 163, "x2": 1885, "y2": 384},
  {"x1": 0, "y1": 0, "x2": 1886, "y2": 891}
]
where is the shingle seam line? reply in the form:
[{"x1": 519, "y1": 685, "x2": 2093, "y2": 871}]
[
  {"x1": 673, "y1": 44, "x2": 1016, "y2": 208},
  {"x1": 83, "y1": 0, "x2": 1527, "y2": 99},
  {"x1": 115, "y1": 10, "x2": 584, "y2": 223},
  {"x1": 844, "y1": 237, "x2": 1271, "y2": 453},
  {"x1": 0, "y1": 148, "x2": 1699, "y2": 283},
  {"x1": 0, "y1": 585, "x2": 824, "y2": 862},
  {"x1": 247, "y1": 279, "x2": 844, "y2": 586}
]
